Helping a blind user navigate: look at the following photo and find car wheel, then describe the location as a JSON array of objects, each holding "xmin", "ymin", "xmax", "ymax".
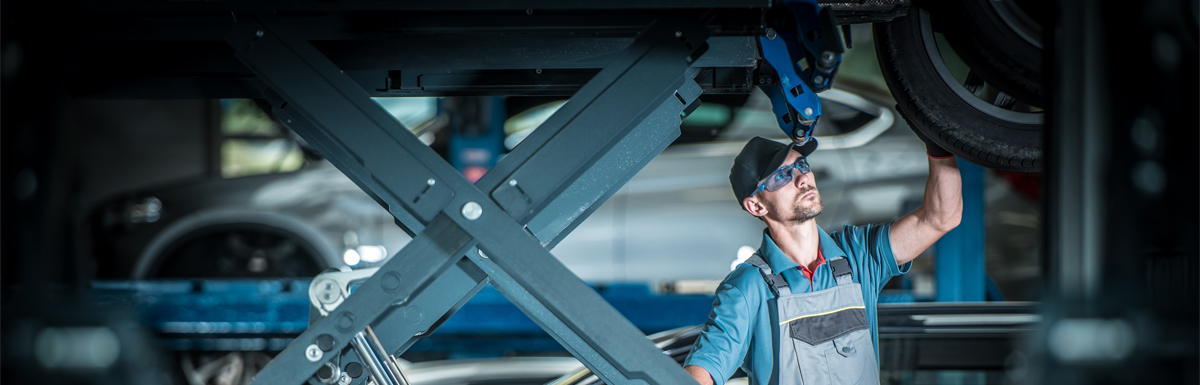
[
  {"xmin": 938, "ymin": 0, "xmax": 1045, "ymax": 108},
  {"xmin": 874, "ymin": 6, "xmax": 1043, "ymax": 171}
]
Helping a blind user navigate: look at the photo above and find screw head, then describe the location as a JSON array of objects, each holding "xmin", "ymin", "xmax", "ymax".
[
  {"xmin": 803, "ymin": 107, "xmax": 814, "ymax": 117},
  {"xmin": 314, "ymin": 279, "xmax": 340, "ymax": 304},
  {"xmin": 535, "ymin": 68, "xmax": 542, "ymax": 74},
  {"xmin": 508, "ymin": 179, "xmax": 517, "ymax": 186},
  {"xmin": 255, "ymin": 30, "xmax": 264, "ymax": 37},
  {"xmin": 813, "ymin": 75, "xmax": 825, "ymax": 84},
  {"xmin": 461, "ymin": 202, "xmax": 482, "ymax": 221},
  {"xmin": 675, "ymin": 31, "xmax": 683, "ymax": 38},
  {"xmin": 765, "ymin": 28, "xmax": 777, "ymax": 40},
  {"xmin": 305, "ymin": 344, "xmax": 323, "ymax": 362},
  {"xmin": 426, "ymin": 178, "xmax": 436, "ymax": 186},
  {"xmin": 821, "ymin": 51, "xmax": 836, "ymax": 64}
]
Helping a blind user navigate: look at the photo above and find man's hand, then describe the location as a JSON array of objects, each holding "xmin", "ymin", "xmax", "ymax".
[
  {"xmin": 685, "ymin": 365, "xmax": 714, "ymax": 385},
  {"xmin": 889, "ymin": 153, "xmax": 963, "ymax": 265},
  {"xmin": 909, "ymin": 125, "xmax": 955, "ymax": 159}
]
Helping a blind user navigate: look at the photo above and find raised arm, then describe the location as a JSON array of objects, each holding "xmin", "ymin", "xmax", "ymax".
[
  {"xmin": 889, "ymin": 155, "xmax": 963, "ymax": 265},
  {"xmin": 685, "ymin": 365, "xmax": 714, "ymax": 385}
]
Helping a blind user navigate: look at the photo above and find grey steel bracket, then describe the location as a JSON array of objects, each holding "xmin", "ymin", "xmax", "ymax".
[{"xmin": 228, "ymin": 12, "xmax": 712, "ymax": 385}]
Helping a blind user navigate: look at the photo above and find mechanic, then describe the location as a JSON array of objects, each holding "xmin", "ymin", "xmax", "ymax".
[{"xmin": 682, "ymin": 132, "xmax": 963, "ymax": 385}]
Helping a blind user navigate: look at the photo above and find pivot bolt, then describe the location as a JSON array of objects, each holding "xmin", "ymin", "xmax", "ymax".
[
  {"xmin": 803, "ymin": 107, "xmax": 814, "ymax": 117},
  {"xmin": 461, "ymin": 202, "xmax": 482, "ymax": 221}
]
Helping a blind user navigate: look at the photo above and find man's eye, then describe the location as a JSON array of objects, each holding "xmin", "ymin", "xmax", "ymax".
[{"xmin": 774, "ymin": 173, "xmax": 787, "ymax": 181}]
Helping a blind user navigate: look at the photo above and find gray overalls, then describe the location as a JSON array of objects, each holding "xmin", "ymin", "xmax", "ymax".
[{"xmin": 746, "ymin": 254, "xmax": 879, "ymax": 385}]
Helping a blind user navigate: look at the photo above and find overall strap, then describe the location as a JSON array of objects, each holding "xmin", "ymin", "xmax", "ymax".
[
  {"xmin": 746, "ymin": 254, "xmax": 791, "ymax": 296},
  {"xmin": 827, "ymin": 255, "xmax": 855, "ymax": 285}
]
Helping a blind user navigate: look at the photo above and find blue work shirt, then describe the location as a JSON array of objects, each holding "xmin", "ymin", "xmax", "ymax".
[{"xmin": 684, "ymin": 223, "xmax": 910, "ymax": 385}]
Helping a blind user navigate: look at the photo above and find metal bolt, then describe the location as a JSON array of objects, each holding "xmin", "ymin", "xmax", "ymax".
[
  {"xmin": 461, "ymin": 202, "xmax": 482, "ymax": 220},
  {"xmin": 426, "ymin": 178, "xmax": 435, "ymax": 186},
  {"xmin": 813, "ymin": 75, "xmax": 825, "ymax": 84},
  {"xmin": 803, "ymin": 107, "xmax": 813, "ymax": 117},
  {"xmin": 535, "ymin": 68, "xmax": 542, "ymax": 74},
  {"xmin": 820, "ymin": 51, "xmax": 836, "ymax": 65},
  {"xmin": 305, "ymin": 344, "xmax": 323, "ymax": 362},
  {"xmin": 675, "ymin": 31, "xmax": 683, "ymax": 38},
  {"xmin": 255, "ymin": 30, "xmax": 264, "ymax": 37},
  {"xmin": 317, "ymin": 362, "xmax": 342, "ymax": 384},
  {"xmin": 525, "ymin": 8, "xmax": 533, "ymax": 15},
  {"xmin": 508, "ymin": 179, "xmax": 517, "ymax": 186},
  {"xmin": 765, "ymin": 28, "xmax": 777, "ymax": 40},
  {"xmin": 338, "ymin": 373, "xmax": 352, "ymax": 385}
]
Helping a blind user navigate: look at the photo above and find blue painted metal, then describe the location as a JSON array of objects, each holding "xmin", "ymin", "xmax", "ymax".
[
  {"xmin": 935, "ymin": 157, "xmax": 986, "ymax": 302},
  {"xmin": 758, "ymin": 0, "xmax": 847, "ymax": 143},
  {"xmin": 90, "ymin": 280, "xmax": 713, "ymax": 355},
  {"xmin": 91, "ymin": 280, "xmax": 311, "ymax": 336},
  {"xmin": 759, "ymin": 34, "xmax": 822, "ymax": 141}
]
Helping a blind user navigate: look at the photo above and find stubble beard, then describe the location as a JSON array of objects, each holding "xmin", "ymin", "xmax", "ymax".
[
  {"xmin": 788, "ymin": 188, "xmax": 824, "ymax": 224},
  {"xmin": 763, "ymin": 187, "xmax": 824, "ymax": 224}
]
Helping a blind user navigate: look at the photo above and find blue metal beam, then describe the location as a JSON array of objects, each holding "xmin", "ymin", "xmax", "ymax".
[{"xmin": 935, "ymin": 157, "xmax": 986, "ymax": 302}]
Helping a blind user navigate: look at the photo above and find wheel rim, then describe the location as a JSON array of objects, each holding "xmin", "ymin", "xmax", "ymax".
[{"xmin": 918, "ymin": 8, "xmax": 1044, "ymax": 127}]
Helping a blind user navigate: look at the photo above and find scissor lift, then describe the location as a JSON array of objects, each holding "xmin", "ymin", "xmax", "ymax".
[{"xmin": 57, "ymin": 1, "xmax": 922, "ymax": 384}]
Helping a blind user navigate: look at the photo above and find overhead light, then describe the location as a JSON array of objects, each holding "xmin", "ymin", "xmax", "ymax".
[
  {"xmin": 731, "ymin": 245, "xmax": 756, "ymax": 271},
  {"xmin": 357, "ymin": 245, "xmax": 388, "ymax": 263},
  {"xmin": 343, "ymin": 249, "xmax": 361, "ymax": 266}
]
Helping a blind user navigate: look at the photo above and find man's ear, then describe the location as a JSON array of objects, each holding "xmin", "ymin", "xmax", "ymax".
[{"xmin": 743, "ymin": 196, "xmax": 768, "ymax": 218}]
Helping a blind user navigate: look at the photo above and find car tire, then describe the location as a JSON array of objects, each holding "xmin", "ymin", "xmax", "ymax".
[
  {"xmin": 937, "ymin": 0, "xmax": 1044, "ymax": 108},
  {"xmin": 874, "ymin": 7, "xmax": 1043, "ymax": 172}
]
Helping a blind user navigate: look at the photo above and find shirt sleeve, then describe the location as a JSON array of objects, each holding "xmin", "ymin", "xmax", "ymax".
[
  {"xmin": 683, "ymin": 280, "xmax": 755, "ymax": 385},
  {"xmin": 835, "ymin": 222, "xmax": 911, "ymax": 294}
]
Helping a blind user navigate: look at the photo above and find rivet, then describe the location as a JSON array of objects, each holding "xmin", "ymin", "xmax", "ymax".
[
  {"xmin": 305, "ymin": 344, "xmax": 323, "ymax": 362},
  {"xmin": 508, "ymin": 179, "xmax": 518, "ymax": 186},
  {"xmin": 675, "ymin": 31, "xmax": 683, "ymax": 38},
  {"xmin": 461, "ymin": 202, "xmax": 482, "ymax": 221},
  {"xmin": 803, "ymin": 108, "xmax": 814, "ymax": 116},
  {"xmin": 765, "ymin": 28, "xmax": 777, "ymax": 40},
  {"xmin": 426, "ymin": 178, "xmax": 435, "ymax": 186},
  {"xmin": 255, "ymin": 30, "xmax": 264, "ymax": 37}
]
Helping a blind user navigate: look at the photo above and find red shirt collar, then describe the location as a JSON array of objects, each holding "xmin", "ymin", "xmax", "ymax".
[{"xmin": 798, "ymin": 248, "xmax": 826, "ymax": 288}]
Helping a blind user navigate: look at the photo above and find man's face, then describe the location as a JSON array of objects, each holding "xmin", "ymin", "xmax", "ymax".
[{"xmin": 754, "ymin": 149, "xmax": 823, "ymax": 224}]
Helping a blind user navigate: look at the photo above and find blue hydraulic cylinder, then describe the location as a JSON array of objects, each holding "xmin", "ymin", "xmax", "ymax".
[{"xmin": 935, "ymin": 157, "xmax": 986, "ymax": 302}]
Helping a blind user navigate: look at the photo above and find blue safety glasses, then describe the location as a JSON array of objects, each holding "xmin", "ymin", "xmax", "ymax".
[{"xmin": 755, "ymin": 156, "xmax": 811, "ymax": 195}]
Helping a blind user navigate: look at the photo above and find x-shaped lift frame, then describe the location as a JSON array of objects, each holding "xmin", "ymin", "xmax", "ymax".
[{"xmin": 230, "ymin": 13, "xmax": 718, "ymax": 385}]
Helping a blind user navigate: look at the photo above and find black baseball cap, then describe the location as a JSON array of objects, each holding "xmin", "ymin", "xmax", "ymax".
[{"xmin": 729, "ymin": 137, "xmax": 818, "ymax": 208}]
